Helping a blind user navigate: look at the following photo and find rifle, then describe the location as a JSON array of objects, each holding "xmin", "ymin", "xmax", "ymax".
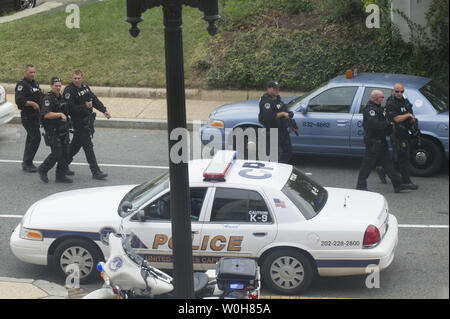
[
  {"xmin": 85, "ymin": 92, "xmax": 97, "ymax": 138},
  {"xmin": 406, "ymin": 117, "xmax": 421, "ymax": 146},
  {"xmin": 288, "ymin": 118, "xmax": 299, "ymax": 136},
  {"xmin": 286, "ymin": 111, "xmax": 299, "ymax": 136}
]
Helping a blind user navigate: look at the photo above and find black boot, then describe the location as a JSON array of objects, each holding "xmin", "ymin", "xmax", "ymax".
[
  {"xmin": 38, "ymin": 167, "xmax": 49, "ymax": 183},
  {"xmin": 64, "ymin": 168, "xmax": 75, "ymax": 176},
  {"xmin": 22, "ymin": 162, "xmax": 37, "ymax": 173},
  {"xmin": 92, "ymin": 170, "xmax": 108, "ymax": 180},
  {"xmin": 394, "ymin": 184, "xmax": 407, "ymax": 193},
  {"xmin": 55, "ymin": 173, "xmax": 73, "ymax": 183},
  {"xmin": 402, "ymin": 178, "xmax": 418, "ymax": 190}
]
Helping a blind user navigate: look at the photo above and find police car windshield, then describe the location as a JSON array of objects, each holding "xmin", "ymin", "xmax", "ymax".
[
  {"xmin": 287, "ymin": 85, "xmax": 324, "ymax": 111},
  {"xmin": 120, "ymin": 172, "xmax": 170, "ymax": 216},
  {"xmin": 282, "ymin": 167, "xmax": 328, "ymax": 220},
  {"xmin": 419, "ymin": 80, "xmax": 449, "ymax": 113}
]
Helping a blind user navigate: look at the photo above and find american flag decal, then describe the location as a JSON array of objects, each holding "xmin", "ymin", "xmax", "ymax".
[{"xmin": 274, "ymin": 198, "xmax": 286, "ymax": 208}]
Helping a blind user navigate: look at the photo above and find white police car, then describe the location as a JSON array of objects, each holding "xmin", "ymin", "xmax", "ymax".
[
  {"xmin": 10, "ymin": 151, "xmax": 398, "ymax": 295},
  {"xmin": 0, "ymin": 85, "xmax": 15, "ymax": 126}
]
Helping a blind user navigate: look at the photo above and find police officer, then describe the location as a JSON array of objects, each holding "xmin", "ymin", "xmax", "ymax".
[
  {"xmin": 258, "ymin": 81, "xmax": 293, "ymax": 163},
  {"xmin": 64, "ymin": 70, "xmax": 111, "ymax": 180},
  {"xmin": 15, "ymin": 64, "xmax": 43, "ymax": 172},
  {"xmin": 385, "ymin": 82, "xmax": 419, "ymax": 190},
  {"xmin": 38, "ymin": 77, "xmax": 72, "ymax": 183},
  {"xmin": 356, "ymin": 90, "xmax": 406, "ymax": 193}
]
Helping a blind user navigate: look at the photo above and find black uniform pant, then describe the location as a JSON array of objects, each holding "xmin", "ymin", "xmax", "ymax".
[
  {"xmin": 392, "ymin": 137, "xmax": 411, "ymax": 183},
  {"xmin": 40, "ymin": 134, "xmax": 69, "ymax": 177},
  {"xmin": 265, "ymin": 128, "xmax": 292, "ymax": 164},
  {"xmin": 21, "ymin": 114, "xmax": 41, "ymax": 165},
  {"xmin": 67, "ymin": 128, "xmax": 100, "ymax": 174},
  {"xmin": 356, "ymin": 138, "xmax": 403, "ymax": 190},
  {"xmin": 278, "ymin": 129, "xmax": 292, "ymax": 164}
]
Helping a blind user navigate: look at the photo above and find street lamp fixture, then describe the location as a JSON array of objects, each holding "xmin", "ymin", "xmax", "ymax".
[
  {"xmin": 126, "ymin": 0, "xmax": 220, "ymax": 38},
  {"xmin": 125, "ymin": 0, "xmax": 219, "ymax": 299}
]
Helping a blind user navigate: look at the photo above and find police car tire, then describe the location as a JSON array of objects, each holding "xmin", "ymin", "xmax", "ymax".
[
  {"xmin": 261, "ymin": 249, "xmax": 315, "ymax": 295},
  {"xmin": 408, "ymin": 138, "xmax": 443, "ymax": 177},
  {"xmin": 52, "ymin": 239, "xmax": 103, "ymax": 284}
]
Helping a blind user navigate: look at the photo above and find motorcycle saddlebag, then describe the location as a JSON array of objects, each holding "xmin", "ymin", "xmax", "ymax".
[{"xmin": 216, "ymin": 258, "xmax": 259, "ymax": 291}]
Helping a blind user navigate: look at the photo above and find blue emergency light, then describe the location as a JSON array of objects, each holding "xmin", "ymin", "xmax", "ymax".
[{"xmin": 203, "ymin": 150, "xmax": 237, "ymax": 181}]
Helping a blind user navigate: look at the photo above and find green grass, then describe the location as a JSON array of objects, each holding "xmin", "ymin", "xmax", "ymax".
[{"xmin": 0, "ymin": 0, "xmax": 210, "ymax": 87}]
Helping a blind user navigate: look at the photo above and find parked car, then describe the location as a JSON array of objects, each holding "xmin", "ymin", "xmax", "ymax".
[
  {"xmin": 0, "ymin": 85, "xmax": 15, "ymax": 126},
  {"xmin": 10, "ymin": 151, "xmax": 398, "ymax": 295},
  {"xmin": 200, "ymin": 73, "xmax": 449, "ymax": 176},
  {"xmin": 0, "ymin": 0, "xmax": 36, "ymax": 11}
]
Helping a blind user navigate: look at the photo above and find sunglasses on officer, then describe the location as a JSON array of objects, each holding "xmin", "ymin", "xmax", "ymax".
[{"xmin": 395, "ymin": 90, "xmax": 404, "ymax": 93}]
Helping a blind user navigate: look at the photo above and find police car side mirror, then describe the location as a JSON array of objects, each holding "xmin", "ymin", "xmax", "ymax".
[
  {"xmin": 137, "ymin": 210, "xmax": 146, "ymax": 222},
  {"xmin": 298, "ymin": 104, "xmax": 308, "ymax": 114}
]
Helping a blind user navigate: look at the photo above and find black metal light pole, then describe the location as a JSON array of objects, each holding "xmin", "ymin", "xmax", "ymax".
[{"xmin": 126, "ymin": 0, "xmax": 219, "ymax": 299}]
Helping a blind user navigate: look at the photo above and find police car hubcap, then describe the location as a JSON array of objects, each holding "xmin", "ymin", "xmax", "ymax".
[
  {"xmin": 414, "ymin": 151, "xmax": 428, "ymax": 166},
  {"xmin": 60, "ymin": 246, "xmax": 94, "ymax": 278},
  {"xmin": 270, "ymin": 256, "xmax": 304, "ymax": 289}
]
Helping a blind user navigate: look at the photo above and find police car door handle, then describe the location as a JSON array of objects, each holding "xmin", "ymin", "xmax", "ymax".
[
  {"xmin": 253, "ymin": 232, "xmax": 267, "ymax": 237},
  {"xmin": 336, "ymin": 120, "xmax": 349, "ymax": 126}
]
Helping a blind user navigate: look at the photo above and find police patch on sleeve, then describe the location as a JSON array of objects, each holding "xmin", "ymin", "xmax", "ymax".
[
  {"xmin": 17, "ymin": 85, "xmax": 23, "ymax": 91},
  {"xmin": 44, "ymin": 99, "xmax": 50, "ymax": 107},
  {"xmin": 264, "ymin": 103, "xmax": 270, "ymax": 109},
  {"xmin": 369, "ymin": 110, "xmax": 376, "ymax": 116},
  {"xmin": 65, "ymin": 93, "xmax": 70, "ymax": 99}
]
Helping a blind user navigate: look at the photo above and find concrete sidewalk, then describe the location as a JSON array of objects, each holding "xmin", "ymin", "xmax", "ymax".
[
  {"xmin": 0, "ymin": 277, "xmax": 68, "ymax": 299},
  {"xmin": 0, "ymin": 1, "xmax": 63, "ymax": 24},
  {"xmin": 5, "ymin": 85, "xmax": 303, "ymax": 130}
]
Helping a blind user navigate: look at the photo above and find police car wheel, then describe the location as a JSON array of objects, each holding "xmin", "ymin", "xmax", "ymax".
[
  {"xmin": 261, "ymin": 249, "xmax": 315, "ymax": 295},
  {"xmin": 53, "ymin": 239, "xmax": 103, "ymax": 284},
  {"xmin": 408, "ymin": 138, "xmax": 443, "ymax": 177}
]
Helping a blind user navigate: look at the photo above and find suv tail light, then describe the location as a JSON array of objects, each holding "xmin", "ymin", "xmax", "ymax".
[{"xmin": 363, "ymin": 225, "xmax": 380, "ymax": 247}]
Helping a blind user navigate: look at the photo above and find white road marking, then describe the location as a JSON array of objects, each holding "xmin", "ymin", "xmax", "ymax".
[
  {"xmin": 0, "ymin": 215, "xmax": 22, "ymax": 219},
  {"xmin": 398, "ymin": 224, "xmax": 449, "ymax": 229},
  {"xmin": 0, "ymin": 159, "xmax": 169, "ymax": 170}
]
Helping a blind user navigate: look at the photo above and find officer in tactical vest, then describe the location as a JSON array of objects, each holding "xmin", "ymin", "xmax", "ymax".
[
  {"xmin": 63, "ymin": 70, "xmax": 111, "ymax": 180},
  {"xmin": 15, "ymin": 64, "xmax": 43, "ymax": 172},
  {"xmin": 38, "ymin": 77, "xmax": 72, "ymax": 183},
  {"xmin": 356, "ymin": 90, "xmax": 407, "ymax": 193},
  {"xmin": 258, "ymin": 81, "xmax": 293, "ymax": 164},
  {"xmin": 385, "ymin": 82, "xmax": 419, "ymax": 190}
]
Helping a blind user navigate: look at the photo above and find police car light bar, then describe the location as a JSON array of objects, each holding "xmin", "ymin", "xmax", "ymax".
[{"xmin": 203, "ymin": 150, "xmax": 237, "ymax": 182}]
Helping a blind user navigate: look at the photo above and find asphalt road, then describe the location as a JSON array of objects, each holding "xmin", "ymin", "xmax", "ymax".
[{"xmin": 0, "ymin": 124, "xmax": 448, "ymax": 299}]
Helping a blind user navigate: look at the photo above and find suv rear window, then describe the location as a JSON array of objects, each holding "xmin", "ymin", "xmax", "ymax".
[
  {"xmin": 282, "ymin": 167, "xmax": 327, "ymax": 220},
  {"xmin": 419, "ymin": 81, "xmax": 449, "ymax": 113}
]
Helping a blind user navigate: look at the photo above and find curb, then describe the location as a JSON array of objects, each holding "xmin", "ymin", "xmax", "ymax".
[
  {"xmin": 0, "ymin": 1, "xmax": 63, "ymax": 24},
  {"xmin": 10, "ymin": 115, "xmax": 206, "ymax": 130},
  {"xmin": 1, "ymin": 83, "xmax": 304, "ymax": 102}
]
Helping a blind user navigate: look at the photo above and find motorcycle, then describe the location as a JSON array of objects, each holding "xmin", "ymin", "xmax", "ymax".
[{"xmin": 83, "ymin": 232, "xmax": 260, "ymax": 299}]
